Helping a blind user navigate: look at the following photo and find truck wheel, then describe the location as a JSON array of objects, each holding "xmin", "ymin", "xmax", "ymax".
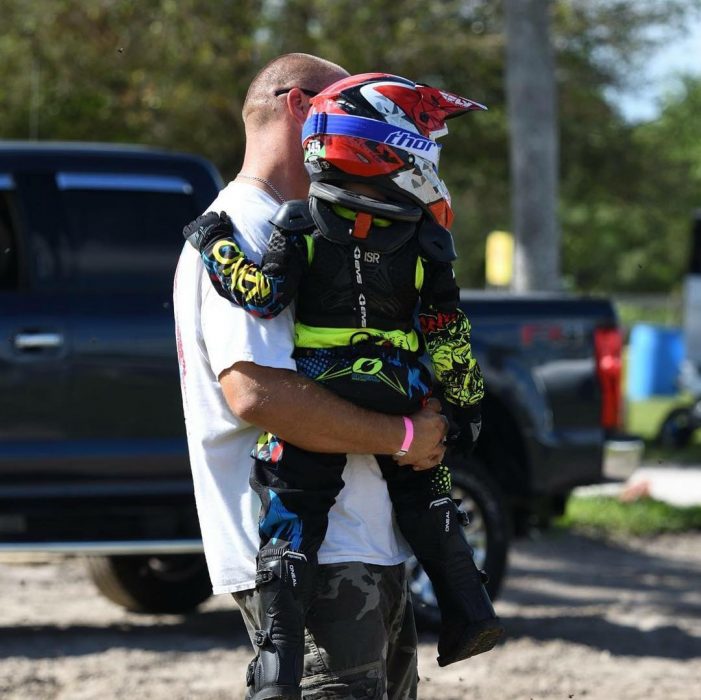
[
  {"xmin": 85, "ymin": 553, "xmax": 212, "ymax": 614},
  {"xmin": 407, "ymin": 457, "xmax": 510, "ymax": 631}
]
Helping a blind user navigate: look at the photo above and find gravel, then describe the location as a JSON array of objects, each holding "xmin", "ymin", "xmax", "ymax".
[{"xmin": 1, "ymin": 530, "xmax": 700, "ymax": 700}]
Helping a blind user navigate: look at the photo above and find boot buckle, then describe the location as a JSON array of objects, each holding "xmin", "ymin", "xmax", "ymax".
[
  {"xmin": 255, "ymin": 569, "xmax": 274, "ymax": 586},
  {"xmin": 253, "ymin": 629, "xmax": 270, "ymax": 647}
]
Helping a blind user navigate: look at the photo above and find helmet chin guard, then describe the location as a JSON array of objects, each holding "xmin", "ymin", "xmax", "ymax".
[
  {"xmin": 308, "ymin": 182, "xmax": 457, "ymax": 261},
  {"xmin": 308, "ymin": 182, "xmax": 422, "ymax": 253}
]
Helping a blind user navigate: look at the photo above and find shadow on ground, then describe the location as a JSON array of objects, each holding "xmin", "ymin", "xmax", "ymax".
[
  {"xmin": 491, "ymin": 530, "xmax": 701, "ymax": 660},
  {"xmin": 0, "ymin": 608, "xmax": 249, "ymax": 659},
  {"xmin": 1, "ymin": 531, "xmax": 699, "ymax": 663}
]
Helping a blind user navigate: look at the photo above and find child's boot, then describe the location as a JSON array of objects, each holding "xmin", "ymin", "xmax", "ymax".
[{"xmin": 396, "ymin": 496, "xmax": 504, "ymax": 666}]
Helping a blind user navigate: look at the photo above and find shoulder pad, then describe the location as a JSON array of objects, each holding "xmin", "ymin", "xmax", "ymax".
[
  {"xmin": 269, "ymin": 199, "xmax": 315, "ymax": 233},
  {"xmin": 418, "ymin": 219, "xmax": 457, "ymax": 263}
]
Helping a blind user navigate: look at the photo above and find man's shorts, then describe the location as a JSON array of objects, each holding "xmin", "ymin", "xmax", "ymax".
[{"xmin": 233, "ymin": 561, "xmax": 418, "ymax": 700}]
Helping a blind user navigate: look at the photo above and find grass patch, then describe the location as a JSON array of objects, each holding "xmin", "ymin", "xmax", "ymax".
[
  {"xmin": 556, "ymin": 495, "xmax": 701, "ymax": 536},
  {"xmin": 624, "ymin": 395, "xmax": 701, "ymax": 464},
  {"xmin": 625, "ymin": 397, "xmax": 684, "ymax": 440}
]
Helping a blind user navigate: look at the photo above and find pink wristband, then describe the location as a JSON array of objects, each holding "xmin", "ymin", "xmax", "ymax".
[{"xmin": 395, "ymin": 416, "xmax": 414, "ymax": 456}]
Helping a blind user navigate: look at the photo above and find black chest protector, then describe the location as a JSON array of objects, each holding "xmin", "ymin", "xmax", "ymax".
[
  {"xmin": 297, "ymin": 233, "xmax": 422, "ymax": 331},
  {"xmin": 269, "ymin": 187, "xmax": 457, "ymax": 332}
]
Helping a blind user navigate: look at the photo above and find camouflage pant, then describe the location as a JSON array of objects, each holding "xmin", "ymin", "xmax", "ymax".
[{"xmin": 233, "ymin": 561, "xmax": 418, "ymax": 700}]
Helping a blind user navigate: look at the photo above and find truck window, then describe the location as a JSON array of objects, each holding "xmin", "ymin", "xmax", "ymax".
[
  {"xmin": 0, "ymin": 182, "xmax": 19, "ymax": 291},
  {"xmin": 59, "ymin": 174, "xmax": 200, "ymax": 294}
]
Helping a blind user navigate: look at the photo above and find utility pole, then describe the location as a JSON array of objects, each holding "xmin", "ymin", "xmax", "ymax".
[
  {"xmin": 504, "ymin": 0, "xmax": 561, "ymax": 292},
  {"xmin": 30, "ymin": 55, "xmax": 40, "ymax": 140}
]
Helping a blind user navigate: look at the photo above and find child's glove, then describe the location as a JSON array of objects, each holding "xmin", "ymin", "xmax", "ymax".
[
  {"xmin": 444, "ymin": 402, "xmax": 482, "ymax": 456},
  {"xmin": 183, "ymin": 211, "xmax": 234, "ymax": 252}
]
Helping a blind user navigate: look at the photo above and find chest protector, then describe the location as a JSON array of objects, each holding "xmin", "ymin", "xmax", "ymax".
[
  {"xmin": 270, "ymin": 184, "xmax": 457, "ymax": 332},
  {"xmin": 297, "ymin": 233, "xmax": 422, "ymax": 331}
]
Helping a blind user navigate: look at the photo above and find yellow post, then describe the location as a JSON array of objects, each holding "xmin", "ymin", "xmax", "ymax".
[{"xmin": 485, "ymin": 230, "xmax": 514, "ymax": 287}]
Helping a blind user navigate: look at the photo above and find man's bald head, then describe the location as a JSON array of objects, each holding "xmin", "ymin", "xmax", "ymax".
[{"xmin": 242, "ymin": 53, "xmax": 348, "ymax": 128}]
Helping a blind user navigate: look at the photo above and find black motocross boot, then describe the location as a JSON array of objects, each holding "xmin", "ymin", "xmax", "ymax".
[
  {"xmin": 396, "ymin": 496, "xmax": 504, "ymax": 667},
  {"xmin": 245, "ymin": 547, "xmax": 314, "ymax": 700}
]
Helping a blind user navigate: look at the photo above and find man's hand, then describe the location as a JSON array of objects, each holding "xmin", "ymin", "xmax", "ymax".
[
  {"xmin": 183, "ymin": 211, "xmax": 234, "ymax": 251},
  {"xmin": 395, "ymin": 398, "xmax": 449, "ymax": 471}
]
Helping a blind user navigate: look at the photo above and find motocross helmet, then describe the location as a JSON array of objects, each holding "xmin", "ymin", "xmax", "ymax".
[{"xmin": 302, "ymin": 72, "xmax": 486, "ymax": 229}]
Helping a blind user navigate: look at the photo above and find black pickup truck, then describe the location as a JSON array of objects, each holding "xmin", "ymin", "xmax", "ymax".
[{"xmin": 0, "ymin": 142, "xmax": 630, "ymax": 622}]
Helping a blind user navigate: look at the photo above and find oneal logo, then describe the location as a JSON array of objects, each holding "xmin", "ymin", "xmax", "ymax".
[
  {"xmin": 352, "ymin": 357, "xmax": 383, "ymax": 375},
  {"xmin": 385, "ymin": 131, "xmax": 438, "ymax": 153},
  {"xmin": 289, "ymin": 564, "xmax": 298, "ymax": 587},
  {"xmin": 445, "ymin": 511, "xmax": 451, "ymax": 532}
]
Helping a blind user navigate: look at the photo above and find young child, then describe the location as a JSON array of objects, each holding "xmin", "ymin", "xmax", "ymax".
[{"xmin": 184, "ymin": 73, "xmax": 504, "ymax": 700}]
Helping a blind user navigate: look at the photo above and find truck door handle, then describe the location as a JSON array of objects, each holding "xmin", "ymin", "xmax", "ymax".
[{"xmin": 14, "ymin": 333, "xmax": 64, "ymax": 350}]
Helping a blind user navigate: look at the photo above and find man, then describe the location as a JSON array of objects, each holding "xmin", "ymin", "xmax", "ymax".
[{"xmin": 173, "ymin": 53, "xmax": 448, "ymax": 699}]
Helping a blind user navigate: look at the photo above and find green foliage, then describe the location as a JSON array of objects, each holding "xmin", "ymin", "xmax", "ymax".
[
  {"xmin": 615, "ymin": 297, "xmax": 683, "ymax": 330},
  {"xmin": 646, "ymin": 76, "xmax": 701, "ymax": 181},
  {"xmin": 2, "ymin": 0, "xmax": 701, "ymax": 291},
  {"xmin": 559, "ymin": 73, "xmax": 701, "ymax": 293},
  {"xmin": 0, "ymin": 0, "xmax": 262, "ymax": 179},
  {"xmin": 555, "ymin": 0, "xmax": 701, "ymax": 292},
  {"xmin": 557, "ymin": 495, "xmax": 701, "ymax": 536}
]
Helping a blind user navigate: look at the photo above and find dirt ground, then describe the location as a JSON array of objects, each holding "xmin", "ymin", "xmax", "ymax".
[{"xmin": 1, "ymin": 530, "xmax": 700, "ymax": 700}]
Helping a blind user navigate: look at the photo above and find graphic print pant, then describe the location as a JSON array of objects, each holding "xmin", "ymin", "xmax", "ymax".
[{"xmin": 249, "ymin": 343, "xmax": 453, "ymax": 561}]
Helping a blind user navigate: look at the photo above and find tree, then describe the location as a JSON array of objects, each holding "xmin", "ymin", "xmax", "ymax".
[
  {"xmin": 0, "ymin": 0, "xmax": 262, "ymax": 179},
  {"xmin": 2, "ymin": 0, "xmax": 700, "ymax": 293},
  {"xmin": 553, "ymin": 0, "xmax": 701, "ymax": 292}
]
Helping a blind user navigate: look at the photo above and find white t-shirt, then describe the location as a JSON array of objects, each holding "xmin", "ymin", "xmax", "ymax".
[{"xmin": 173, "ymin": 181, "xmax": 410, "ymax": 594}]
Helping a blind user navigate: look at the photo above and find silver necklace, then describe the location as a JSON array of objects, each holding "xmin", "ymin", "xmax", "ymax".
[{"xmin": 237, "ymin": 173, "xmax": 286, "ymax": 204}]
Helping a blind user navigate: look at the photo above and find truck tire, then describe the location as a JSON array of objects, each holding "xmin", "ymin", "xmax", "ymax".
[
  {"xmin": 407, "ymin": 456, "xmax": 510, "ymax": 631},
  {"xmin": 85, "ymin": 553, "xmax": 212, "ymax": 614}
]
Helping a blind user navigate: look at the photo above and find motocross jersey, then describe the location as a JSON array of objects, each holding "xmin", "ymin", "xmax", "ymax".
[{"xmin": 200, "ymin": 199, "xmax": 484, "ymax": 409}]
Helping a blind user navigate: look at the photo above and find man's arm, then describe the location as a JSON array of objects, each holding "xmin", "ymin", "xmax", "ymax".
[{"xmin": 221, "ymin": 361, "xmax": 448, "ymax": 470}]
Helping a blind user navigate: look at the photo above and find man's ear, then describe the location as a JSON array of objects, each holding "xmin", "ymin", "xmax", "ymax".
[{"xmin": 286, "ymin": 87, "xmax": 311, "ymax": 126}]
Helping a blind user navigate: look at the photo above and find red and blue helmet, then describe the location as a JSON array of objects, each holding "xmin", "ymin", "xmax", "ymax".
[{"xmin": 302, "ymin": 72, "xmax": 486, "ymax": 229}]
